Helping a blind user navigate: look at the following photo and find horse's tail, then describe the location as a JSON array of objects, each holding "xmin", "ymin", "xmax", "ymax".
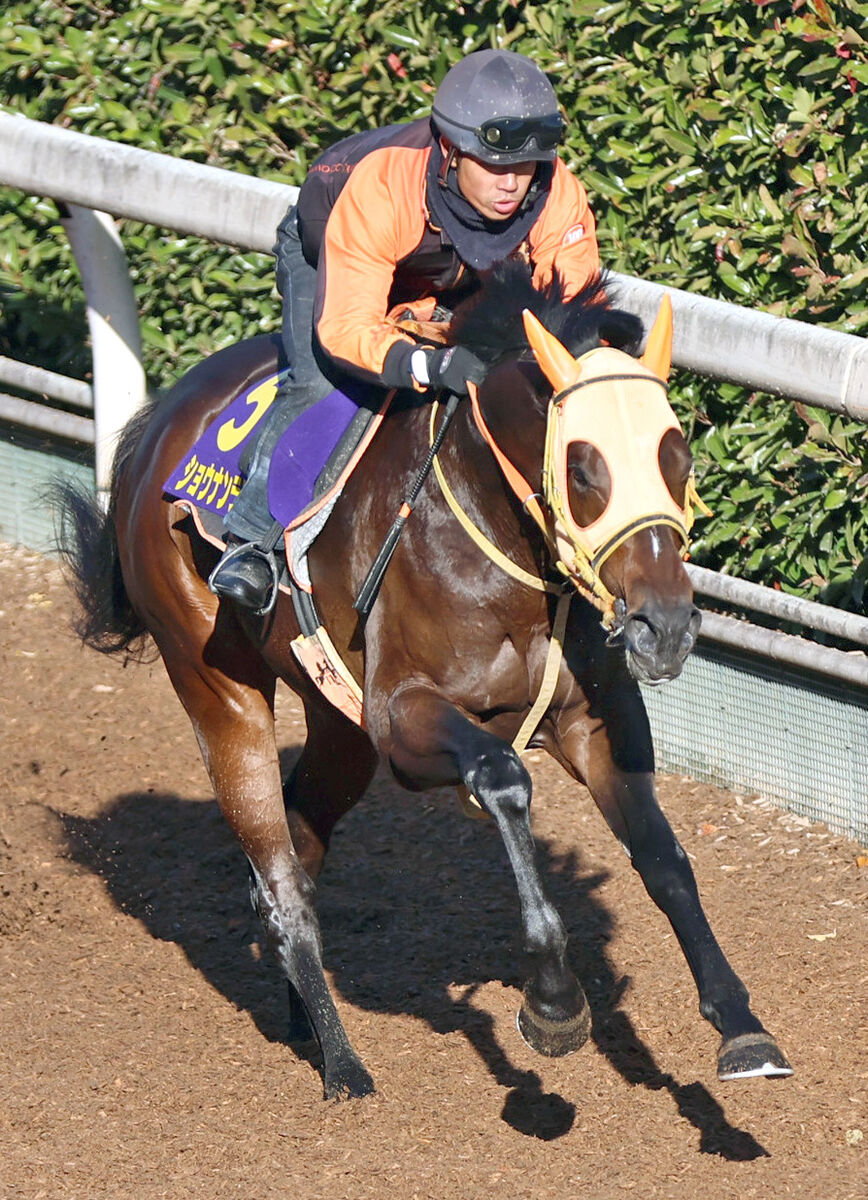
[{"xmin": 52, "ymin": 403, "xmax": 155, "ymax": 658}]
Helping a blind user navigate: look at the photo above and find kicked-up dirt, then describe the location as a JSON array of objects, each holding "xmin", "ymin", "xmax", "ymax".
[{"xmin": 1, "ymin": 545, "xmax": 865, "ymax": 1199}]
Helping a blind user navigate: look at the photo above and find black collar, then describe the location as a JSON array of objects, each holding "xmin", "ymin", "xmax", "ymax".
[{"xmin": 425, "ymin": 138, "xmax": 553, "ymax": 272}]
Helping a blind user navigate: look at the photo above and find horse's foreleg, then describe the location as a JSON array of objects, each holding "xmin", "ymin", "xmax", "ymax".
[
  {"xmin": 386, "ymin": 684, "xmax": 590, "ymax": 1056},
  {"xmin": 164, "ymin": 653, "xmax": 374, "ymax": 1099},
  {"xmin": 556, "ymin": 711, "xmax": 792, "ymax": 1080}
]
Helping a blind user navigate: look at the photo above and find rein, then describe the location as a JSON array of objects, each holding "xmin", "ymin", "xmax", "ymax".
[
  {"xmin": 436, "ymin": 384, "xmax": 619, "ymax": 625},
  {"xmin": 427, "ymin": 398, "xmax": 576, "ymax": 810},
  {"xmin": 430, "ymin": 402, "xmax": 562, "ymax": 596}
]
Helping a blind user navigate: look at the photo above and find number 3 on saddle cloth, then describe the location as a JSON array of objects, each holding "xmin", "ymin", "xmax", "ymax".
[{"xmin": 163, "ymin": 368, "xmax": 393, "ymax": 727}]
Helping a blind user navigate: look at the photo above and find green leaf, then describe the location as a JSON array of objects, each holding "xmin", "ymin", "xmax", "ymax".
[
  {"xmin": 757, "ymin": 184, "xmax": 783, "ymax": 221},
  {"xmin": 204, "ymin": 53, "xmax": 226, "ymax": 87},
  {"xmin": 654, "ymin": 127, "xmax": 697, "ymax": 155},
  {"xmin": 380, "ymin": 25, "xmax": 422, "ymax": 48},
  {"xmin": 716, "ymin": 262, "xmax": 753, "ymax": 297}
]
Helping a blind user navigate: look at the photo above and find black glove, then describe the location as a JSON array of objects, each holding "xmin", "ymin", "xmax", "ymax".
[{"xmin": 424, "ymin": 346, "xmax": 487, "ymax": 396}]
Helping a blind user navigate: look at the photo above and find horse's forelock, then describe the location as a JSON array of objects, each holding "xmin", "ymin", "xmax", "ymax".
[{"xmin": 449, "ymin": 263, "xmax": 643, "ymax": 366}]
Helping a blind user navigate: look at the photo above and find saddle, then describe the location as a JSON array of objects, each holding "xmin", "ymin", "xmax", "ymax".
[
  {"xmin": 163, "ymin": 311, "xmax": 452, "ymax": 727},
  {"xmin": 164, "ymin": 307, "xmax": 450, "ymax": 531}
]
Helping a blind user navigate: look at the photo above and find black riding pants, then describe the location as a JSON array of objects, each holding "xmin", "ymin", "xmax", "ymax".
[{"xmin": 223, "ymin": 205, "xmax": 332, "ymax": 542}]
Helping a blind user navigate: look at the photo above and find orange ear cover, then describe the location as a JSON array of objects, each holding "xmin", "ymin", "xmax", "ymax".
[
  {"xmin": 640, "ymin": 293, "xmax": 673, "ymax": 381},
  {"xmin": 522, "ymin": 308, "xmax": 582, "ymax": 393}
]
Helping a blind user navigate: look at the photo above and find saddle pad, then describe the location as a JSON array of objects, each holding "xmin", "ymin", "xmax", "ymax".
[{"xmin": 163, "ymin": 369, "xmax": 376, "ymax": 528}]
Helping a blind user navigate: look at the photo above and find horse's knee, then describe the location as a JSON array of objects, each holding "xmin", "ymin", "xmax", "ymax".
[{"xmin": 466, "ymin": 748, "xmax": 531, "ymax": 817}]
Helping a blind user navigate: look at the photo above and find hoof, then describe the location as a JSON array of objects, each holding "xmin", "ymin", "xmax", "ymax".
[
  {"xmin": 517, "ymin": 990, "xmax": 592, "ymax": 1058},
  {"xmin": 718, "ymin": 1032, "xmax": 793, "ymax": 1081},
  {"xmin": 323, "ymin": 1054, "xmax": 376, "ymax": 1101}
]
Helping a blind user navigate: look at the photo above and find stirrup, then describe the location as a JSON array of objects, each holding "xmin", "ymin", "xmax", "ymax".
[{"xmin": 207, "ymin": 540, "xmax": 282, "ymax": 617}]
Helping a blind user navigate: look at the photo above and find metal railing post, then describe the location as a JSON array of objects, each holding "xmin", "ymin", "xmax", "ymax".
[{"xmin": 59, "ymin": 204, "xmax": 146, "ymax": 505}]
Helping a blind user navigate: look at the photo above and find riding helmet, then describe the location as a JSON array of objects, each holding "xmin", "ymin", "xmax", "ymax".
[{"xmin": 431, "ymin": 49, "xmax": 564, "ymax": 165}]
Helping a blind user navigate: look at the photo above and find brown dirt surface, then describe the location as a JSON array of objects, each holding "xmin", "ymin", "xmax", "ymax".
[{"xmin": 1, "ymin": 544, "xmax": 866, "ymax": 1200}]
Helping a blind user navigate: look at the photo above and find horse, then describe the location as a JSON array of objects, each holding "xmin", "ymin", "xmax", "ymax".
[{"xmin": 55, "ymin": 263, "xmax": 792, "ymax": 1099}]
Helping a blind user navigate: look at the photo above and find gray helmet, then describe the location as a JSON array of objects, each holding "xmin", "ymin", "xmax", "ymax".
[{"xmin": 432, "ymin": 50, "xmax": 564, "ymax": 165}]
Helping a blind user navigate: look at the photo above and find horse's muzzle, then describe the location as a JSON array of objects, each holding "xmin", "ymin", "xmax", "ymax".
[{"xmin": 623, "ymin": 602, "xmax": 701, "ymax": 684}]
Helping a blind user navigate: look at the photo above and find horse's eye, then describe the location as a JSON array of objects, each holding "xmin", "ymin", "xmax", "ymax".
[
  {"xmin": 567, "ymin": 443, "xmax": 609, "ymax": 522},
  {"xmin": 658, "ymin": 429, "xmax": 693, "ymax": 504}
]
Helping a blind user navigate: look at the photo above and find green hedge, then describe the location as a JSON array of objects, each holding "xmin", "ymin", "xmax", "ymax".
[{"xmin": 1, "ymin": 0, "xmax": 866, "ymax": 609}]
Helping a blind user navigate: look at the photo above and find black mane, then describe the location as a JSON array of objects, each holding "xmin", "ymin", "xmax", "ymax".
[{"xmin": 449, "ymin": 260, "xmax": 643, "ymax": 367}]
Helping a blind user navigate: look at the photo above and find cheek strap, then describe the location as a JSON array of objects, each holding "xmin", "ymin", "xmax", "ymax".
[
  {"xmin": 466, "ymin": 383, "xmax": 618, "ymax": 620},
  {"xmin": 468, "ymin": 381, "xmax": 548, "ymax": 536}
]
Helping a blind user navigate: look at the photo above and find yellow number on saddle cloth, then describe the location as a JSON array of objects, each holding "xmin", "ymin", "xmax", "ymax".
[{"xmin": 216, "ymin": 373, "xmax": 282, "ymax": 453}]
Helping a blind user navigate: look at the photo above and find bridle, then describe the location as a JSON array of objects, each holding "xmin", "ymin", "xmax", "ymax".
[{"xmin": 432, "ymin": 299, "xmax": 710, "ymax": 630}]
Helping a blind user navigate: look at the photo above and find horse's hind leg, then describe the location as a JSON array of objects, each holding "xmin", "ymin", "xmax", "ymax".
[
  {"xmin": 554, "ymin": 703, "xmax": 792, "ymax": 1080},
  {"xmin": 162, "ymin": 648, "xmax": 374, "ymax": 1099},
  {"xmin": 282, "ymin": 699, "xmax": 378, "ymax": 881},
  {"xmin": 386, "ymin": 684, "xmax": 590, "ymax": 1057},
  {"xmin": 280, "ymin": 702, "xmax": 378, "ymax": 1045}
]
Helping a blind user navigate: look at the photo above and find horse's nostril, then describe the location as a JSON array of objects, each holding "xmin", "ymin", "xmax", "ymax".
[
  {"xmin": 627, "ymin": 617, "xmax": 658, "ymax": 655},
  {"xmin": 626, "ymin": 607, "xmax": 699, "ymax": 667},
  {"xmin": 681, "ymin": 608, "xmax": 702, "ymax": 656}
]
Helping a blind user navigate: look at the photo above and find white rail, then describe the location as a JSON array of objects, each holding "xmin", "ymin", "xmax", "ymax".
[
  {"xmin": 611, "ymin": 274, "xmax": 868, "ymax": 419},
  {"xmin": 1, "ymin": 110, "xmax": 865, "ymax": 685},
  {"xmin": 0, "ymin": 355, "xmax": 92, "ymax": 408},
  {"xmin": 0, "ymin": 392, "xmax": 94, "ymax": 443},
  {"xmin": 0, "ymin": 111, "xmax": 294, "ymax": 255},
  {"xmin": 686, "ymin": 564, "xmax": 868, "ymax": 647},
  {"xmin": 2, "ymin": 110, "xmax": 866, "ymax": 414},
  {"xmin": 698, "ymin": 612, "xmax": 868, "ymax": 687}
]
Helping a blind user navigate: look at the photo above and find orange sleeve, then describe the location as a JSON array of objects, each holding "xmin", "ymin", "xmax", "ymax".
[
  {"xmin": 315, "ymin": 148, "xmax": 429, "ymax": 388},
  {"xmin": 528, "ymin": 160, "xmax": 600, "ymax": 300}
]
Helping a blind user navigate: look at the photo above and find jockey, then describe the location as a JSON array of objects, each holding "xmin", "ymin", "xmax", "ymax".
[{"xmin": 209, "ymin": 48, "xmax": 601, "ymax": 612}]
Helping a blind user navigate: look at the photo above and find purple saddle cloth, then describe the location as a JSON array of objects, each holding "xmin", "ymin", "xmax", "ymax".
[{"xmin": 164, "ymin": 370, "xmax": 375, "ymax": 528}]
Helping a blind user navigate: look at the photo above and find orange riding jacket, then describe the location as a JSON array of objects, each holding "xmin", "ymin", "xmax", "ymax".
[{"xmin": 295, "ymin": 119, "xmax": 600, "ymax": 390}]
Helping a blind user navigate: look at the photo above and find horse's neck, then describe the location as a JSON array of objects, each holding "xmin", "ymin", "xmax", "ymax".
[{"xmin": 432, "ymin": 396, "xmax": 547, "ymax": 579}]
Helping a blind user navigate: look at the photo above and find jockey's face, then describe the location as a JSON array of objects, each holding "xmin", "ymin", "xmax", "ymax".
[{"xmin": 454, "ymin": 153, "xmax": 536, "ymax": 221}]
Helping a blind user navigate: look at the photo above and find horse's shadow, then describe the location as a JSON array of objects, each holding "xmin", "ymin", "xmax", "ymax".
[{"xmin": 59, "ymin": 754, "xmax": 766, "ymax": 1159}]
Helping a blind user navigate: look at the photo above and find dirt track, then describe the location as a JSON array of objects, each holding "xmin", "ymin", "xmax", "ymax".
[{"xmin": 1, "ymin": 544, "xmax": 866, "ymax": 1199}]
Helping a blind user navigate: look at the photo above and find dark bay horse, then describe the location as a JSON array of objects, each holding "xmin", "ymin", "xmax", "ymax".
[{"xmin": 57, "ymin": 266, "xmax": 792, "ymax": 1098}]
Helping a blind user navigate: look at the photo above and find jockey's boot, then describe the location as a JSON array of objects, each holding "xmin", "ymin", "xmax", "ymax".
[{"xmin": 207, "ymin": 529, "xmax": 282, "ymax": 615}]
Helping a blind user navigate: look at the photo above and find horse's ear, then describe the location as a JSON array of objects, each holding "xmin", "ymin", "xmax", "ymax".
[
  {"xmin": 640, "ymin": 293, "xmax": 673, "ymax": 381},
  {"xmin": 522, "ymin": 308, "xmax": 582, "ymax": 392}
]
